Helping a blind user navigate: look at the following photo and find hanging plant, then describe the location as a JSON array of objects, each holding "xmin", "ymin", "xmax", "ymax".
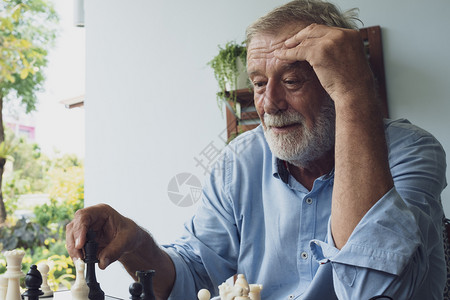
[{"xmin": 208, "ymin": 41, "xmax": 248, "ymax": 113}]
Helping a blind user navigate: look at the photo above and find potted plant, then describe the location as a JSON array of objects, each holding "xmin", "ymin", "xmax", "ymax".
[{"xmin": 208, "ymin": 41, "xmax": 248, "ymax": 113}]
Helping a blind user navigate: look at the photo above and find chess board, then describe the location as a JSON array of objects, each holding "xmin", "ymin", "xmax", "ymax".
[
  {"xmin": 2, "ymin": 240, "xmax": 261, "ymax": 300},
  {"xmin": 52, "ymin": 290, "xmax": 123, "ymax": 300}
]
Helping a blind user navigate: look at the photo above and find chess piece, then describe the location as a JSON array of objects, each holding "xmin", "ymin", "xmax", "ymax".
[
  {"xmin": 248, "ymin": 284, "xmax": 263, "ymax": 300},
  {"xmin": 37, "ymin": 262, "xmax": 53, "ymax": 297},
  {"xmin": 84, "ymin": 230, "xmax": 105, "ymax": 300},
  {"xmin": 21, "ymin": 265, "xmax": 44, "ymax": 300},
  {"xmin": 128, "ymin": 282, "xmax": 143, "ymax": 300},
  {"xmin": 0, "ymin": 275, "xmax": 8, "ymax": 300},
  {"xmin": 197, "ymin": 289, "xmax": 211, "ymax": 300},
  {"xmin": 136, "ymin": 270, "xmax": 156, "ymax": 300},
  {"xmin": 71, "ymin": 259, "xmax": 89, "ymax": 300},
  {"xmin": 3, "ymin": 249, "xmax": 25, "ymax": 300},
  {"xmin": 218, "ymin": 282, "xmax": 243, "ymax": 300},
  {"xmin": 235, "ymin": 296, "xmax": 251, "ymax": 300},
  {"xmin": 234, "ymin": 274, "xmax": 250, "ymax": 296}
]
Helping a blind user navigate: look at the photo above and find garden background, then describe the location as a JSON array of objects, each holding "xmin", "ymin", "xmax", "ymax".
[{"xmin": 0, "ymin": 0, "xmax": 85, "ymax": 290}]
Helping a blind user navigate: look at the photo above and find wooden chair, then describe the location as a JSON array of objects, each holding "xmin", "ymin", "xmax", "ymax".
[
  {"xmin": 443, "ymin": 218, "xmax": 450, "ymax": 299},
  {"xmin": 359, "ymin": 26, "xmax": 388, "ymax": 119}
]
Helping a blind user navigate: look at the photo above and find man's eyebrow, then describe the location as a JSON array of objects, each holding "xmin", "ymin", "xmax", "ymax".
[
  {"xmin": 281, "ymin": 61, "xmax": 303, "ymax": 72},
  {"xmin": 248, "ymin": 70, "xmax": 264, "ymax": 78},
  {"xmin": 248, "ymin": 61, "xmax": 305, "ymax": 77}
]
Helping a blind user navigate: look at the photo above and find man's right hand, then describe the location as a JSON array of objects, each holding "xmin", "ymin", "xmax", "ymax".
[
  {"xmin": 66, "ymin": 203, "xmax": 144, "ymax": 270},
  {"xmin": 66, "ymin": 204, "xmax": 176, "ymax": 298}
]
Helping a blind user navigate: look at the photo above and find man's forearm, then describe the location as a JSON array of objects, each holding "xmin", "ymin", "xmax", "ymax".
[
  {"xmin": 118, "ymin": 227, "xmax": 176, "ymax": 300},
  {"xmin": 331, "ymin": 89, "xmax": 394, "ymax": 249}
]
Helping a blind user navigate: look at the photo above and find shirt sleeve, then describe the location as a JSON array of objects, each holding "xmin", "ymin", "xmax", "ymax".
[
  {"xmin": 310, "ymin": 188, "xmax": 431, "ymax": 299},
  {"xmin": 310, "ymin": 120, "xmax": 447, "ymax": 299}
]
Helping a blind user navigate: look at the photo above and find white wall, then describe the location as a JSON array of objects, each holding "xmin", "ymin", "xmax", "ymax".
[{"xmin": 85, "ymin": 0, "xmax": 450, "ymax": 297}]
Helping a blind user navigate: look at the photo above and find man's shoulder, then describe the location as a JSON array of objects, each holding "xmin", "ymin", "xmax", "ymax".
[
  {"xmin": 384, "ymin": 118, "xmax": 446, "ymax": 170},
  {"xmin": 384, "ymin": 118, "xmax": 441, "ymax": 145},
  {"xmin": 384, "ymin": 118, "xmax": 423, "ymax": 133}
]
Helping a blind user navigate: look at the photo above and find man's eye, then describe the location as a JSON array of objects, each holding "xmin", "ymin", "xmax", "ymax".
[
  {"xmin": 283, "ymin": 79, "xmax": 298, "ymax": 85},
  {"xmin": 252, "ymin": 81, "xmax": 266, "ymax": 88},
  {"xmin": 283, "ymin": 79, "xmax": 304, "ymax": 89}
]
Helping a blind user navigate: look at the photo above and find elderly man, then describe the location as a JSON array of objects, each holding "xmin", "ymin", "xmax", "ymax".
[{"xmin": 66, "ymin": 0, "xmax": 447, "ymax": 299}]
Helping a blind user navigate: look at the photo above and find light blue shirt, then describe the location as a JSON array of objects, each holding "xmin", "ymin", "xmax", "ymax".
[{"xmin": 163, "ymin": 119, "xmax": 447, "ymax": 300}]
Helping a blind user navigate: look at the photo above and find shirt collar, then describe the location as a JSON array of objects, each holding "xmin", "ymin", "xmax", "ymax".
[
  {"xmin": 272, "ymin": 155, "xmax": 335, "ymax": 184},
  {"xmin": 273, "ymin": 156, "xmax": 290, "ymax": 184}
]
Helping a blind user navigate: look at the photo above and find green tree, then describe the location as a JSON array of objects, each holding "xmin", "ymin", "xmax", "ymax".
[
  {"xmin": 2, "ymin": 128, "xmax": 50, "ymax": 215},
  {"xmin": 0, "ymin": 0, "xmax": 58, "ymax": 223},
  {"xmin": 33, "ymin": 154, "xmax": 84, "ymax": 238},
  {"xmin": 10, "ymin": 132, "xmax": 49, "ymax": 192}
]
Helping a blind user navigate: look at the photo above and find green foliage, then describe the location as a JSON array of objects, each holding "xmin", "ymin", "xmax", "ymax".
[
  {"xmin": 2, "ymin": 129, "xmax": 48, "ymax": 216},
  {"xmin": 0, "ymin": 0, "xmax": 59, "ymax": 223},
  {"xmin": 0, "ymin": 241, "xmax": 75, "ymax": 290},
  {"xmin": 24, "ymin": 241, "xmax": 76, "ymax": 290},
  {"xmin": 0, "ymin": 0, "xmax": 59, "ymax": 112},
  {"xmin": 34, "ymin": 153, "xmax": 84, "ymax": 233},
  {"xmin": 208, "ymin": 41, "xmax": 247, "ymax": 112},
  {"xmin": 10, "ymin": 132, "xmax": 49, "ymax": 192},
  {"xmin": 0, "ymin": 217, "xmax": 53, "ymax": 251},
  {"xmin": 34, "ymin": 196, "xmax": 83, "ymax": 236},
  {"xmin": 0, "ymin": 132, "xmax": 83, "ymax": 287},
  {"xmin": 0, "ymin": 131, "xmax": 19, "ymax": 161},
  {"xmin": 0, "ymin": 129, "xmax": 21, "ymax": 215},
  {"xmin": 42, "ymin": 254, "xmax": 76, "ymax": 290},
  {"xmin": 2, "ymin": 129, "xmax": 84, "ymax": 224}
]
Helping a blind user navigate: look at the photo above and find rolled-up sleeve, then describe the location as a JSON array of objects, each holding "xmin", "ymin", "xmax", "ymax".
[
  {"xmin": 163, "ymin": 248, "xmax": 197, "ymax": 299},
  {"xmin": 310, "ymin": 119, "xmax": 447, "ymax": 299},
  {"xmin": 312, "ymin": 188, "xmax": 421, "ymax": 274},
  {"xmin": 310, "ymin": 188, "xmax": 432, "ymax": 298}
]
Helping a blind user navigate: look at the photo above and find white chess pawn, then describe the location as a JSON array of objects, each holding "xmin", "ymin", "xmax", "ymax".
[
  {"xmin": 197, "ymin": 289, "xmax": 211, "ymax": 300},
  {"xmin": 0, "ymin": 275, "xmax": 8, "ymax": 300},
  {"xmin": 3, "ymin": 249, "xmax": 25, "ymax": 300},
  {"xmin": 234, "ymin": 274, "xmax": 250, "ymax": 296},
  {"xmin": 219, "ymin": 281, "xmax": 242, "ymax": 300},
  {"xmin": 248, "ymin": 284, "xmax": 263, "ymax": 300},
  {"xmin": 71, "ymin": 259, "xmax": 89, "ymax": 300},
  {"xmin": 37, "ymin": 262, "xmax": 53, "ymax": 297}
]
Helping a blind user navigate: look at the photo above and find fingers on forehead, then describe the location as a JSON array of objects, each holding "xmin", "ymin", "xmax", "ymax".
[{"xmin": 285, "ymin": 23, "xmax": 320, "ymax": 47}]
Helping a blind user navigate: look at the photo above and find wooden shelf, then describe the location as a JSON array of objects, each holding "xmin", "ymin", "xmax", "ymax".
[{"xmin": 224, "ymin": 89, "xmax": 260, "ymax": 142}]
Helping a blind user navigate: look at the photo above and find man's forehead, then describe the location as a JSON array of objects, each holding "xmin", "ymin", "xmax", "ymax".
[
  {"xmin": 248, "ymin": 23, "xmax": 309, "ymax": 50},
  {"xmin": 248, "ymin": 60, "xmax": 310, "ymax": 77}
]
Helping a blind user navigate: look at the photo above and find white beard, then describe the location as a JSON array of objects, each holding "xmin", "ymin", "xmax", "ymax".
[{"xmin": 263, "ymin": 100, "xmax": 336, "ymax": 168}]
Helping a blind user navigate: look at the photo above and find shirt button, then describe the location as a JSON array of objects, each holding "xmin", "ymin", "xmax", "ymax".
[
  {"xmin": 288, "ymin": 295, "xmax": 294, "ymax": 299},
  {"xmin": 301, "ymin": 251, "xmax": 308, "ymax": 259},
  {"xmin": 305, "ymin": 198, "xmax": 313, "ymax": 204}
]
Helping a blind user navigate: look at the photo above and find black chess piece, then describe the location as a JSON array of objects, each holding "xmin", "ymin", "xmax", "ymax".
[
  {"xmin": 22, "ymin": 265, "xmax": 44, "ymax": 300},
  {"xmin": 84, "ymin": 229, "xmax": 105, "ymax": 300},
  {"xmin": 129, "ymin": 282, "xmax": 143, "ymax": 300},
  {"xmin": 136, "ymin": 270, "xmax": 156, "ymax": 300}
]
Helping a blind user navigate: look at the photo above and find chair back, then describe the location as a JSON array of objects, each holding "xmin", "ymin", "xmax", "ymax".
[{"xmin": 443, "ymin": 218, "xmax": 450, "ymax": 299}]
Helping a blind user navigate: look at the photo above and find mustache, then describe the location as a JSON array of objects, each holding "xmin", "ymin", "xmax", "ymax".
[{"xmin": 264, "ymin": 110, "xmax": 304, "ymax": 127}]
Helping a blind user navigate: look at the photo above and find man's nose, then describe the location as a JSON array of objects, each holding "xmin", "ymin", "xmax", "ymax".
[{"xmin": 264, "ymin": 81, "xmax": 288, "ymax": 114}]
